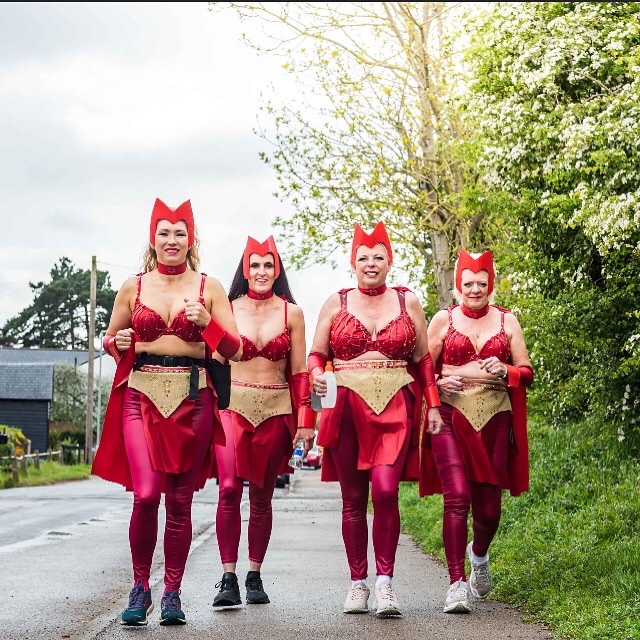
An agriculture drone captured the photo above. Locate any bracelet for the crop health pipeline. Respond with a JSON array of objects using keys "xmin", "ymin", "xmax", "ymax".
[{"xmin": 499, "ymin": 368, "xmax": 508, "ymax": 380}]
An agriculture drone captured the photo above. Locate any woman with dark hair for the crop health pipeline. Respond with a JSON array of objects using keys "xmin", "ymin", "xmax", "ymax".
[
  {"xmin": 211, "ymin": 235, "xmax": 316, "ymax": 608},
  {"xmin": 424, "ymin": 249, "xmax": 533, "ymax": 614},
  {"xmin": 92, "ymin": 198, "xmax": 242, "ymax": 627}
]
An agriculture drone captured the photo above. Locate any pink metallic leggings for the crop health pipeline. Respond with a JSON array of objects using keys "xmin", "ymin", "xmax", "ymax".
[
  {"xmin": 430, "ymin": 405, "xmax": 510, "ymax": 584},
  {"xmin": 123, "ymin": 387, "xmax": 213, "ymax": 591},
  {"xmin": 215, "ymin": 411, "xmax": 292, "ymax": 564},
  {"xmin": 330, "ymin": 393, "xmax": 412, "ymax": 580}
]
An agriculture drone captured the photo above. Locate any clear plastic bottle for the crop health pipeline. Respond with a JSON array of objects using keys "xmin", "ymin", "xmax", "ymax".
[
  {"xmin": 321, "ymin": 361, "xmax": 337, "ymax": 409},
  {"xmin": 289, "ymin": 438, "xmax": 304, "ymax": 469}
]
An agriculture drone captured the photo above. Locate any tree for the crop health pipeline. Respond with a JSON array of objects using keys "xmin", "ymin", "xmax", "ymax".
[
  {"xmin": 463, "ymin": 2, "xmax": 640, "ymax": 446},
  {"xmin": 211, "ymin": 1, "xmax": 499, "ymax": 310},
  {"xmin": 0, "ymin": 257, "xmax": 116, "ymax": 349}
]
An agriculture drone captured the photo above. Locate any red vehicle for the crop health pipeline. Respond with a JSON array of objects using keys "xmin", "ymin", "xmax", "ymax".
[{"xmin": 304, "ymin": 445, "xmax": 323, "ymax": 469}]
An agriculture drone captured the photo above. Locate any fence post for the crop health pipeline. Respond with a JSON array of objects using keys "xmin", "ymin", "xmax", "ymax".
[
  {"xmin": 59, "ymin": 447, "xmax": 64, "ymax": 465},
  {"xmin": 20, "ymin": 455, "xmax": 27, "ymax": 476},
  {"xmin": 11, "ymin": 455, "xmax": 19, "ymax": 484},
  {"xmin": 34, "ymin": 450, "xmax": 40, "ymax": 470},
  {"xmin": 47, "ymin": 448, "xmax": 52, "ymax": 462}
]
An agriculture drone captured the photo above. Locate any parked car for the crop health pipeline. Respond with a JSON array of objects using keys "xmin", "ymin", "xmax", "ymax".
[{"xmin": 304, "ymin": 445, "xmax": 323, "ymax": 469}]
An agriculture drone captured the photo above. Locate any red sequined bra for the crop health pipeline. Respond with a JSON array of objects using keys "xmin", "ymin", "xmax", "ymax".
[
  {"xmin": 132, "ymin": 273, "xmax": 205, "ymax": 343},
  {"xmin": 330, "ymin": 288, "xmax": 417, "ymax": 361},
  {"xmin": 238, "ymin": 300, "xmax": 291, "ymax": 362},
  {"xmin": 442, "ymin": 305, "xmax": 511, "ymax": 366}
]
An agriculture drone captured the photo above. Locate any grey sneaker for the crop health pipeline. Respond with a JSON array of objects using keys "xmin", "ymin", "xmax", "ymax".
[
  {"xmin": 443, "ymin": 579, "xmax": 470, "ymax": 614},
  {"xmin": 374, "ymin": 582, "xmax": 402, "ymax": 617},
  {"xmin": 343, "ymin": 583, "xmax": 370, "ymax": 613},
  {"xmin": 467, "ymin": 542, "xmax": 492, "ymax": 599}
]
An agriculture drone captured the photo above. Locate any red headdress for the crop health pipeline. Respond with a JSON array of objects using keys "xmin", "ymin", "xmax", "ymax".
[
  {"xmin": 455, "ymin": 248, "xmax": 495, "ymax": 294},
  {"xmin": 243, "ymin": 235, "xmax": 281, "ymax": 279},
  {"xmin": 350, "ymin": 221, "xmax": 393, "ymax": 268},
  {"xmin": 149, "ymin": 198, "xmax": 195, "ymax": 247}
]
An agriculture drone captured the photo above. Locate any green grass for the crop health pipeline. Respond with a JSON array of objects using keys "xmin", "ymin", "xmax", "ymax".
[
  {"xmin": 0, "ymin": 461, "xmax": 92, "ymax": 489},
  {"xmin": 399, "ymin": 416, "xmax": 640, "ymax": 640}
]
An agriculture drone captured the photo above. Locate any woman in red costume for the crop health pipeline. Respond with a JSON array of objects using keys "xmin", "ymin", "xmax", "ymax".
[
  {"xmin": 211, "ymin": 235, "xmax": 316, "ymax": 608},
  {"xmin": 308, "ymin": 221, "xmax": 442, "ymax": 618},
  {"xmin": 92, "ymin": 198, "xmax": 242, "ymax": 626},
  {"xmin": 425, "ymin": 249, "xmax": 533, "ymax": 614}
]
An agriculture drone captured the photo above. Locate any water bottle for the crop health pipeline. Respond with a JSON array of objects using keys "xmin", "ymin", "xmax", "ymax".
[
  {"xmin": 289, "ymin": 438, "xmax": 304, "ymax": 469},
  {"xmin": 321, "ymin": 361, "xmax": 337, "ymax": 409}
]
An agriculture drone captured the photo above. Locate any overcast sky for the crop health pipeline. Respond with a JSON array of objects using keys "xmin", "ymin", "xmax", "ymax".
[{"xmin": 0, "ymin": 1, "xmax": 352, "ymax": 348}]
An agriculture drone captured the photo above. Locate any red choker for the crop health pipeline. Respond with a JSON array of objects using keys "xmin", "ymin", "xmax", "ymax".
[
  {"xmin": 460, "ymin": 303, "xmax": 490, "ymax": 319},
  {"xmin": 358, "ymin": 284, "xmax": 387, "ymax": 296},
  {"xmin": 247, "ymin": 288, "xmax": 274, "ymax": 300},
  {"xmin": 158, "ymin": 261, "xmax": 187, "ymax": 275}
]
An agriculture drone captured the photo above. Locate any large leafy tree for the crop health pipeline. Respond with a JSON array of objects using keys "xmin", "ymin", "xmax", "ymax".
[
  {"xmin": 211, "ymin": 1, "xmax": 502, "ymax": 310},
  {"xmin": 0, "ymin": 257, "xmax": 116, "ymax": 349},
  {"xmin": 463, "ymin": 2, "xmax": 640, "ymax": 446}
]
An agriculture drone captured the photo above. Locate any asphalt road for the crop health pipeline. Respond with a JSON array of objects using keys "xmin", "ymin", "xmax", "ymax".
[{"xmin": 1, "ymin": 470, "xmax": 554, "ymax": 640}]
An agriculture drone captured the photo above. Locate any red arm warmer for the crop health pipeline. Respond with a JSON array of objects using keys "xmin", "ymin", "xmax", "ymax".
[
  {"xmin": 414, "ymin": 353, "xmax": 441, "ymax": 408},
  {"xmin": 504, "ymin": 364, "xmax": 534, "ymax": 388},
  {"xmin": 307, "ymin": 351, "xmax": 328, "ymax": 385},
  {"xmin": 202, "ymin": 317, "xmax": 241, "ymax": 360},
  {"xmin": 103, "ymin": 334, "xmax": 122, "ymax": 364},
  {"xmin": 290, "ymin": 372, "xmax": 317, "ymax": 428}
]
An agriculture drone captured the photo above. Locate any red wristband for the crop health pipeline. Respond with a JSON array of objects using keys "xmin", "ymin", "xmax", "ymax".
[
  {"xmin": 297, "ymin": 405, "xmax": 317, "ymax": 429},
  {"xmin": 504, "ymin": 364, "xmax": 534, "ymax": 387},
  {"xmin": 103, "ymin": 334, "xmax": 122, "ymax": 363},
  {"xmin": 424, "ymin": 385, "xmax": 441, "ymax": 408},
  {"xmin": 202, "ymin": 318, "xmax": 241, "ymax": 359}
]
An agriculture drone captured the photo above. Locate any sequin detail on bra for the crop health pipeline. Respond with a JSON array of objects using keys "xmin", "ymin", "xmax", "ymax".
[
  {"xmin": 131, "ymin": 273, "xmax": 205, "ymax": 343},
  {"xmin": 330, "ymin": 288, "xmax": 417, "ymax": 361},
  {"xmin": 441, "ymin": 305, "xmax": 510, "ymax": 366},
  {"xmin": 239, "ymin": 301, "xmax": 291, "ymax": 362}
]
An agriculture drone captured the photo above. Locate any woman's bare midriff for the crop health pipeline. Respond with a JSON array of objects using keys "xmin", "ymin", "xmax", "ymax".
[
  {"xmin": 135, "ymin": 335, "xmax": 206, "ymax": 359},
  {"xmin": 231, "ymin": 357, "xmax": 288, "ymax": 385}
]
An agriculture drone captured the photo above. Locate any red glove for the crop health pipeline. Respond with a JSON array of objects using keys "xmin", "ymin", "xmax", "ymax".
[
  {"xmin": 415, "ymin": 353, "xmax": 441, "ymax": 408},
  {"xmin": 290, "ymin": 372, "xmax": 317, "ymax": 428},
  {"xmin": 504, "ymin": 364, "xmax": 534, "ymax": 387},
  {"xmin": 308, "ymin": 351, "xmax": 328, "ymax": 386},
  {"xmin": 202, "ymin": 318, "xmax": 241, "ymax": 359},
  {"xmin": 103, "ymin": 335, "xmax": 122, "ymax": 363}
]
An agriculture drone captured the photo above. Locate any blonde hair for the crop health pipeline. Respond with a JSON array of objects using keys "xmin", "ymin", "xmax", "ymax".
[
  {"xmin": 142, "ymin": 227, "xmax": 201, "ymax": 273},
  {"xmin": 452, "ymin": 251, "xmax": 497, "ymax": 305}
]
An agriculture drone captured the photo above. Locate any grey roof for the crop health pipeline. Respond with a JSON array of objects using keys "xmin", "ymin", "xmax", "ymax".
[
  {"xmin": 0, "ymin": 364, "xmax": 54, "ymax": 400},
  {"xmin": 0, "ymin": 347, "xmax": 89, "ymax": 367}
]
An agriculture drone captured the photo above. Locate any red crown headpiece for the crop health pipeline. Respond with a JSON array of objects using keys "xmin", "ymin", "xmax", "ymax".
[
  {"xmin": 350, "ymin": 221, "xmax": 393, "ymax": 268},
  {"xmin": 243, "ymin": 235, "xmax": 281, "ymax": 279},
  {"xmin": 149, "ymin": 198, "xmax": 195, "ymax": 247},
  {"xmin": 455, "ymin": 249, "xmax": 495, "ymax": 294}
]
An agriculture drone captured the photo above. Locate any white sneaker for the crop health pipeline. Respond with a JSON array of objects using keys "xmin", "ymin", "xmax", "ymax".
[
  {"xmin": 374, "ymin": 582, "xmax": 402, "ymax": 617},
  {"xmin": 443, "ymin": 579, "xmax": 471, "ymax": 614},
  {"xmin": 343, "ymin": 583, "xmax": 370, "ymax": 613},
  {"xmin": 467, "ymin": 542, "xmax": 493, "ymax": 599}
]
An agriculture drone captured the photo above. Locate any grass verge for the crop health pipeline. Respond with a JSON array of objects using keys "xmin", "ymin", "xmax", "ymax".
[
  {"xmin": 399, "ymin": 415, "xmax": 640, "ymax": 640},
  {"xmin": 0, "ymin": 461, "xmax": 92, "ymax": 489}
]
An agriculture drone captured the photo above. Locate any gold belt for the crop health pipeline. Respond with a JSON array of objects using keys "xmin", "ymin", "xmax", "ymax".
[
  {"xmin": 334, "ymin": 360, "xmax": 414, "ymax": 415},
  {"xmin": 228, "ymin": 380, "xmax": 292, "ymax": 427},
  {"xmin": 128, "ymin": 366, "xmax": 207, "ymax": 418},
  {"xmin": 441, "ymin": 377, "xmax": 511, "ymax": 431}
]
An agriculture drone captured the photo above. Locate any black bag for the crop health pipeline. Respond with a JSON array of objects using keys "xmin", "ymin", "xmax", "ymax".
[{"xmin": 203, "ymin": 359, "xmax": 231, "ymax": 410}]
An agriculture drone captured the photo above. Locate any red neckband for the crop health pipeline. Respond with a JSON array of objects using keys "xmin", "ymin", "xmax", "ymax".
[
  {"xmin": 358, "ymin": 284, "xmax": 387, "ymax": 297},
  {"xmin": 247, "ymin": 288, "xmax": 274, "ymax": 300},
  {"xmin": 460, "ymin": 303, "xmax": 490, "ymax": 319},
  {"xmin": 157, "ymin": 261, "xmax": 187, "ymax": 275}
]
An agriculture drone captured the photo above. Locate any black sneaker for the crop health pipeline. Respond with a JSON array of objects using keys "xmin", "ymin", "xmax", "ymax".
[
  {"xmin": 213, "ymin": 572, "xmax": 242, "ymax": 607},
  {"xmin": 245, "ymin": 571, "xmax": 270, "ymax": 604},
  {"xmin": 160, "ymin": 589, "xmax": 186, "ymax": 625},
  {"xmin": 121, "ymin": 582, "xmax": 154, "ymax": 626}
]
